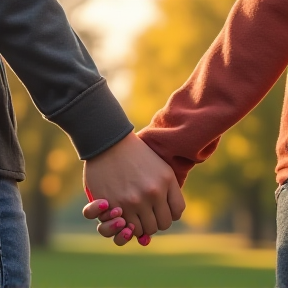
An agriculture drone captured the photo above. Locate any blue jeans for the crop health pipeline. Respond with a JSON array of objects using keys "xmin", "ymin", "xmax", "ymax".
[
  {"xmin": 0, "ymin": 177, "xmax": 30, "ymax": 287},
  {"xmin": 276, "ymin": 181, "xmax": 288, "ymax": 288}
]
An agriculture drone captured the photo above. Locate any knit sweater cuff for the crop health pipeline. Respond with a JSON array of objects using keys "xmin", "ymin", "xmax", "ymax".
[{"xmin": 46, "ymin": 78, "xmax": 134, "ymax": 160}]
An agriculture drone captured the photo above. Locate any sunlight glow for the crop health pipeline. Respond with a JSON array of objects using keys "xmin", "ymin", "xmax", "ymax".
[
  {"xmin": 71, "ymin": 0, "xmax": 160, "ymax": 100},
  {"xmin": 75, "ymin": 0, "xmax": 159, "ymax": 61}
]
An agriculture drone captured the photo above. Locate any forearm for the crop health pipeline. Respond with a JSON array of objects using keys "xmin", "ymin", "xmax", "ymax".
[
  {"xmin": 0, "ymin": 0, "xmax": 133, "ymax": 159},
  {"xmin": 139, "ymin": 0, "xmax": 288, "ymax": 186}
]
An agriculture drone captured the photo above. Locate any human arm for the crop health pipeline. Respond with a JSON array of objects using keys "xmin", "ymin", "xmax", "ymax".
[
  {"xmin": 138, "ymin": 0, "xmax": 288, "ymax": 187},
  {"xmin": 0, "ymin": 0, "xmax": 185, "ymax": 238},
  {"xmin": 0, "ymin": 0, "xmax": 133, "ymax": 157}
]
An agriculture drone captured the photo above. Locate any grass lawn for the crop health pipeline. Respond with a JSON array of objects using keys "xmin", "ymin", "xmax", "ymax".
[{"xmin": 30, "ymin": 234, "xmax": 276, "ymax": 288}]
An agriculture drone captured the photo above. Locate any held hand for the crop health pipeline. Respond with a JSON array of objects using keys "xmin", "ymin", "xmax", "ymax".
[
  {"xmin": 83, "ymin": 199, "xmax": 151, "ymax": 246},
  {"xmin": 83, "ymin": 132, "xmax": 185, "ymax": 237}
]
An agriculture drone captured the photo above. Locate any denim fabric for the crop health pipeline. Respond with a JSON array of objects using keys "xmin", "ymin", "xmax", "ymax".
[
  {"xmin": 0, "ymin": 177, "xmax": 30, "ymax": 288},
  {"xmin": 276, "ymin": 181, "xmax": 288, "ymax": 288}
]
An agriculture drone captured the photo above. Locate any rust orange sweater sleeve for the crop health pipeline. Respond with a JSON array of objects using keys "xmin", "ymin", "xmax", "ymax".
[{"xmin": 138, "ymin": 0, "xmax": 288, "ymax": 187}]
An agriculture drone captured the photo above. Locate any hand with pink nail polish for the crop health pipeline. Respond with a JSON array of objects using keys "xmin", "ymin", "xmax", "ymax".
[
  {"xmin": 83, "ymin": 198, "xmax": 152, "ymax": 246},
  {"xmin": 83, "ymin": 198, "xmax": 139, "ymax": 246},
  {"xmin": 83, "ymin": 131, "xmax": 186, "ymax": 240}
]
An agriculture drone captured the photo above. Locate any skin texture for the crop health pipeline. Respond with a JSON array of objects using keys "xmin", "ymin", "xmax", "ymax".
[{"xmin": 83, "ymin": 132, "xmax": 185, "ymax": 238}]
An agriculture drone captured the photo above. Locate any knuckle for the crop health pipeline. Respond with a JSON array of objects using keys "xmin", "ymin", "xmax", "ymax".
[
  {"xmin": 125, "ymin": 193, "xmax": 141, "ymax": 206},
  {"xmin": 145, "ymin": 183, "xmax": 161, "ymax": 199}
]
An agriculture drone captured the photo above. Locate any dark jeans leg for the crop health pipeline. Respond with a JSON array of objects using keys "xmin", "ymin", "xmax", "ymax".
[
  {"xmin": 0, "ymin": 177, "xmax": 31, "ymax": 287},
  {"xmin": 276, "ymin": 182, "xmax": 288, "ymax": 288}
]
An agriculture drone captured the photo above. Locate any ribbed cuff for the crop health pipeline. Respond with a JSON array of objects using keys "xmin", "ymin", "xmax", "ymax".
[{"xmin": 46, "ymin": 78, "xmax": 134, "ymax": 160}]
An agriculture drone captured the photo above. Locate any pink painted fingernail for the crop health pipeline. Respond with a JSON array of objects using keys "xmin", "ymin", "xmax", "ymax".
[
  {"xmin": 138, "ymin": 234, "xmax": 151, "ymax": 246},
  {"xmin": 128, "ymin": 223, "xmax": 135, "ymax": 231},
  {"xmin": 110, "ymin": 209, "xmax": 119, "ymax": 218},
  {"xmin": 98, "ymin": 202, "xmax": 108, "ymax": 210},
  {"xmin": 110, "ymin": 221, "xmax": 123, "ymax": 229},
  {"xmin": 122, "ymin": 229, "xmax": 133, "ymax": 240}
]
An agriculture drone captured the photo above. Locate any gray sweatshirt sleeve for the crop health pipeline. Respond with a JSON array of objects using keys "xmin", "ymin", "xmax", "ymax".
[{"xmin": 0, "ymin": 0, "xmax": 133, "ymax": 159}]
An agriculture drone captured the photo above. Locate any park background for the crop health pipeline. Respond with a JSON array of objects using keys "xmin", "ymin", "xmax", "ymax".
[{"xmin": 6, "ymin": 0, "xmax": 286, "ymax": 287}]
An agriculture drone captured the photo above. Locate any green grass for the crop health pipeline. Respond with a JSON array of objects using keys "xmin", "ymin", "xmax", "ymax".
[
  {"xmin": 30, "ymin": 233, "xmax": 276, "ymax": 287},
  {"xmin": 31, "ymin": 235, "xmax": 276, "ymax": 288}
]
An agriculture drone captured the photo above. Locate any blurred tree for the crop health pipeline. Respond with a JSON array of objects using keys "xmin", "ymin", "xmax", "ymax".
[
  {"xmin": 6, "ymin": 0, "xmax": 102, "ymax": 247},
  {"xmin": 126, "ymin": 0, "xmax": 236, "ymax": 129},
  {"xmin": 126, "ymin": 0, "xmax": 285, "ymax": 246}
]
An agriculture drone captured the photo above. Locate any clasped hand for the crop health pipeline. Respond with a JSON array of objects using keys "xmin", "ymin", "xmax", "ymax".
[{"xmin": 82, "ymin": 132, "xmax": 185, "ymax": 246}]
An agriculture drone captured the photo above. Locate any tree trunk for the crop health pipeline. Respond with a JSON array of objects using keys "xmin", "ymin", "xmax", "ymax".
[
  {"xmin": 22, "ymin": 125, "xmax": 54, "ymax": 248},
  {"xmin": 233, "ymin": 180, "xmax": 263, "ymax": 247},
  {"xmin": 25, "ymin": 191, "xmax": 50, "ymax": 247},
  {"xmin": 246, "ymin": 181, "xmax": 263, "ymax": 247}
]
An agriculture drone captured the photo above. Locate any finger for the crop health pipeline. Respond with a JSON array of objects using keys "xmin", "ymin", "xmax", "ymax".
[
  {"xmin": 137, "ymin": 234, "xmax": 152, "ymax": 246},
  {"xmin": 97, "ymin": 217, "xmax": 126, "ymax": 238},
  {"xmin": 138, "ymin": 208, "xmax": 158, "ymax": 236},
  {"xmin": 123, "ymin": 214, "xmax": 143, "ymax": 238},
  {"xmin": 83, "ymin": 199, "xmax": 109, "ymax": 219},
  {"xmin": 127, "ymin": 223, "xmax": 135, "ymax": 231},
  {"xmin": 98, "ymin": 207, "xmax": 123, "ymax": 222},
  {"xmin": 167, "ymin": 178, "xmax": 186, "ymax": 221},
  {"xmin": 113, "ymin": 224, "xmax": 135, "ymax": 246},
  {"xmin": 153, "ymin": 201, "xmax": 173, "ymax": 231},
  {"xmin": 113, "ymin": 227, "xmax": 134, "ymax": 246}
]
